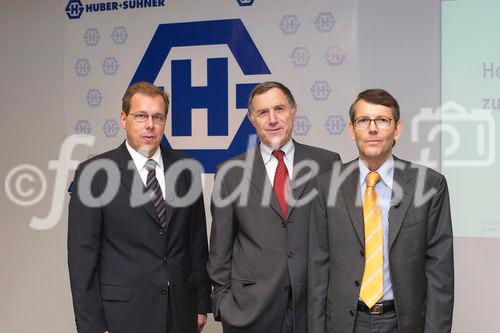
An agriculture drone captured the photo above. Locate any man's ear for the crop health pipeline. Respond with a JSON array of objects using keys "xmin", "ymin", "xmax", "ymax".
[
  {"xmin": 394, "ymin": 120, "xmax": 403, "ymax": 141},
  {"xmin": 247, "ymin": 111, "xmax": 255, "ymax": 126},
  {"xmin": 348, "ymin": 121, "xmax": 356, "ymax": 140},
  {"xmin": 120, "ymin": 111, "xmax": 127, "ymax": 129}
]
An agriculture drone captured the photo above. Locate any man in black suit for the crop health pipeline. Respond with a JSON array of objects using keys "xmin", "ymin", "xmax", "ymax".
[
  {"xmin": 68, "ymin": 82, "xmax": 211, "ymax": 333},
  {"xmin": 308, "ymin": 89, "xmax": 454, "ymax": 333}
]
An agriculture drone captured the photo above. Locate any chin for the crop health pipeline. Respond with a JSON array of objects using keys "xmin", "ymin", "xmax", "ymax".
[
  {"xmin": 137, "ymin": 145, "xmax": 156, "ymax": 157},
  {"xmin": 267, "ymin": 136, "xmax": 286, "ymax": 150}
]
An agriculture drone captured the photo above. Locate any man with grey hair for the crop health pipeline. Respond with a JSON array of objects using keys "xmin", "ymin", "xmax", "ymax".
[{"xmin": 208, "ymin": 81, "xmax": 340, "ymax": 333}]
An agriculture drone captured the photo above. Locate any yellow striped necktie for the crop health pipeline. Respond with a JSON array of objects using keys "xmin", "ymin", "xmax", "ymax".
[{"xmin": 359, "ymin": 171, "xmax": 383, "ymax": 308}]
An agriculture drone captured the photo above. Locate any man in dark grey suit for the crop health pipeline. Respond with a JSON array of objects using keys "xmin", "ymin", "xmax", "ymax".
[
  {"xmin": 208, "ymin": 81, "xmax": 340, "ymax": 333},
  {"xmin": 68, "ymin": 82, "xmax": 211, "ymax": 333},
  {"xmin": 308, "ymin": 89, "xmax": 454, "ymax": 333}
]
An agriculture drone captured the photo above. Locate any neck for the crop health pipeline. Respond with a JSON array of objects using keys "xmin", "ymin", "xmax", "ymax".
[{"xmin": 361, "ymin": 155, "xmax": 390, "ymax": 171}]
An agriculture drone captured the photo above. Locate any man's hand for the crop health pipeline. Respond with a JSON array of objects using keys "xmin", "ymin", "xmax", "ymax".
[{"xmin": 197, "ymin": 314, "xmax": 207, "ymax": 332}]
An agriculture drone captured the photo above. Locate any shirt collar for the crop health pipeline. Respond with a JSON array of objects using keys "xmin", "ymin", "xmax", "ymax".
[
  {"xmin": 260, "ymin": 139, "xmax": 294, "ymax": 165},
  {"xmin": 125, "ymin": 140, "xmax": 164, "ymax": 171},
  {"xmin": 358, "ymin": 155, "xmax": 394, "ymax": 189}
]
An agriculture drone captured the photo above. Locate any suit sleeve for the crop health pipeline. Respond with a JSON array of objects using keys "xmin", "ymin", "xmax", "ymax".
[
  {"xmin": 424, "ymin": 176, "xmax": 454, "ymax": 332},
  {"xmin": 187, "ymin": 169, "xmax": 212, "ymax": 314},
  {"xmin": 207, "ymin": 173, "xmax": 236, "ymax": 321},
  {"xmin": 67, "ymin": 165, "xmax": 107, "ymax": 333},
  {"xmin": 308, "ymin": 176, "xmax": 330, "ymax": 333}
]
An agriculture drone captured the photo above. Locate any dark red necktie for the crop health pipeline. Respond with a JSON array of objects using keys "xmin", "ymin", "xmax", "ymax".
[{"xmin": 272, "ymin": 150, "xmax": 289, "ymax": 217}]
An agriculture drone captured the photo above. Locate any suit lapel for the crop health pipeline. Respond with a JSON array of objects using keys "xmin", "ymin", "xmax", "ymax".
[
  {"xmin": 287, "ymin": 142, "xmax": 310, "ymax": 219},
  {"xmin": 160, "ymin": 147, "xmax": 175, "ymax": 231},
  {"xmin": 117, "ymin": 142, "xmax": 162, "ymax": 226},
  {"xmin": 341, "ymin": 160, "xmax": 365, "ymax": 246},
  {"xmin": 246, "ymin": 146, "xmax": 284, "ymax": 219},
  {"xmin": 388, "ymin": 158, "xmax": 415, "ymax": 250}
]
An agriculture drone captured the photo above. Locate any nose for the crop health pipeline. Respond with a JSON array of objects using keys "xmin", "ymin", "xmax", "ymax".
[
  {"xmin": 368, "ymin": 119, "xmax": 378, "ymax": 133},
  {"xmin": 145, "ymin": 115, "xmax": 154, "ymax": 128},
  {"xmin": 268, "ymin": 110, "xmax": 278, "ymax": 124}
]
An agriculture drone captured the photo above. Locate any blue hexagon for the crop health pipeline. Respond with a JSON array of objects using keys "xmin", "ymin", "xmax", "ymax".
[
  {"xmin": 311, "ymin": 81, "xmax": 332, "ymax": 101},
  {"xmin": 83, "ymin": 28, "xmax": 100, "ymax": 46},
  {"xmin": 325, "ymin": 115, "xmax": 346, "ymax": 135},
  {"xmin": 290, "ymin": 47, "xmax": 310, "ymax": 67},
  {"xmin": 236, "ymin": 0, "xmax": 254, "ymax": 6},
  {"xmin": 111, "ymin": 26, "xmax": 128, "ymax": 45},
  {"xmin": 86, "ymin": 89, "xmax": 103, "ymax": 107},
  {"xmin": 102, "ymin": 57, "xmax": 119, "ymax": 75},
  {"xmin": 75, "ymin": 120, "xmax": 92, "ymax": 135},
  {"xmin": 293, "ymin": 115, "xmax": 312, "ymax": 136},
  {"xmin": 315, "ymin": 12, "xmax": 336, "ymax": 33},
  {"xmin": 102, "ymin": 119, "xmax": 120, "ymax": 137},
  {"xmin": 325, "ymin": 46, "xmax": 346, "ymax": 66},
  {"xmin": 279, "ymin": 15, "xmax": 300, "ymax": 35},
  {"xmin": 131, "ymin": 19, "xmax": 271, "ymax": 173},
  {"xmin": 74, "ymin": 58, "xmax": 91, "ymax": 77},
  {"xmin": 65, "ymin": 0, "xmax": 84, "ymax": 20}
]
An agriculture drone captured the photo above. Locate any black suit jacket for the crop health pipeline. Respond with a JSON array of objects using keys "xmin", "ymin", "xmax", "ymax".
[
  {"xmin": 308, "ymin": 157, "xmax": 454, "ymax": 333},
  {"xmin": 68, "ymin": 142, "xmax": 211, "ymax": 333}
]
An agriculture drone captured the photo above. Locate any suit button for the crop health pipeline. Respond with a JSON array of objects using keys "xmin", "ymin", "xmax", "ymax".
[
  {"xmin": 161, "ymin": 289, "xmax": 167, "ymax": 295},
  {"xmin": 163, "ymin": 257, "xmax": 168, "ymax": 263},
  {"xmin": 284, "ymin": 286, "xmax": 291, "ymax": 292},
  {"xmin": 349, "ymin": 310, "xmax": 355, "ymax": 316},
  {"xmin": 287, "ymin": 251, "xmax": 295, "ymax": 258},
  {"xmin": 360, "ymin": 249, "xmax": 364, "ymax": 257},
  {"xmin": 158, "ymin": 229, "xmax": 165, "ymax": 235},
  {"xmin": 354, "ymin": 280, "xmax": 360, "ymax": 287}
]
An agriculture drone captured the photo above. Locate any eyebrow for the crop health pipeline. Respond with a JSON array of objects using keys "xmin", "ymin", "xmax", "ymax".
[{"xmin": 255, "ymin": 104, "xmax": 287, "ymax": 112}]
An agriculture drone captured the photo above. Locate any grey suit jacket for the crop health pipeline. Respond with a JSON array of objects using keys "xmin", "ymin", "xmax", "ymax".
[
  {"xmin": 208, "ymin": 141, "xmax": 339, "ymax": 333},
  {"xmin": 308, "ymin": 157, "xmax": 454, "ymax": 333}
]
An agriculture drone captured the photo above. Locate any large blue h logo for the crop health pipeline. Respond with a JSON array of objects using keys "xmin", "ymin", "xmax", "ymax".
[
  {"xmin": 130, "ymin": 19, "xmax": 271, "ymax": 172},
  {"xmin": 172, "ymin": 58, "xmax": 228, "ymax": 136}
]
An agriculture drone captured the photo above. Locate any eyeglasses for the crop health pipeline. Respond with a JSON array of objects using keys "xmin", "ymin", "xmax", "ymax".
[
  {"xmin": 352, "ymin": 116, "xmax": 393, "ymax": 129},
  {"xmin": 128, "ymin": 112, "xmax": 165, "ymax": 124}
]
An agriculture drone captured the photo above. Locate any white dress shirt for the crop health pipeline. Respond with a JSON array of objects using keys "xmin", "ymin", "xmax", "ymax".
[
  {"xmin": 260, "ymin": 139, "xmax": 294, "ymax": 186},
  {"xmin": 126, "ymin": 141, "xmax": 166, "ymax": 198}
]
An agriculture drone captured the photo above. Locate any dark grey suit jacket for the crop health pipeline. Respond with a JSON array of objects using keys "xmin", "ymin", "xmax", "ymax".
[
  {"xmin": 308, "ymin": 157, "xmax": 454, "ymax": 333},
  {"xmin": 208, "ymin": 141, "xmax": 339, "ymax": 333},
  {"xmin": 68, "ymin": 142, "xmax": 211, "ymax": 333}
]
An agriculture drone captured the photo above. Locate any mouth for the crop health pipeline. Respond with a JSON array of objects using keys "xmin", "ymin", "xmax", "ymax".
[
  {"xmin": 365, "ymin": 139, "xmax": 382, "ymax": 145},
  {"xmin": 142, "ymin": 134, "xmax": 157, "ymax": 142}
]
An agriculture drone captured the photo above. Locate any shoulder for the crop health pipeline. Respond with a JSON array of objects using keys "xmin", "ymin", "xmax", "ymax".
[
  {"xmin": 317, "ymin": 158, "xmax": 356, "ymax": 183},
  {"xmin": 394, "ymin": 157, "xmax": 446, "ymax": 183},
  {"xmin": 160, "ymin": 147, "xmax": 204, "ymax": 185},
  {"xmin": 161, "ymin": 145, "xmax": 195, "ymax": 163},
  {"xmin": 216, "ymin": 147, "xmax": 256, "ymax": 169},
  {"xmin": 76, "ymin": 145, "xmax": 123, "ymax": 172},
  {"xmin": 294, "ymin": 141, "xmax": 340, "ymax": 170},
  {"xmin": 296, "ymin": 141, "xmax": 340, "ymax": 159}
]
